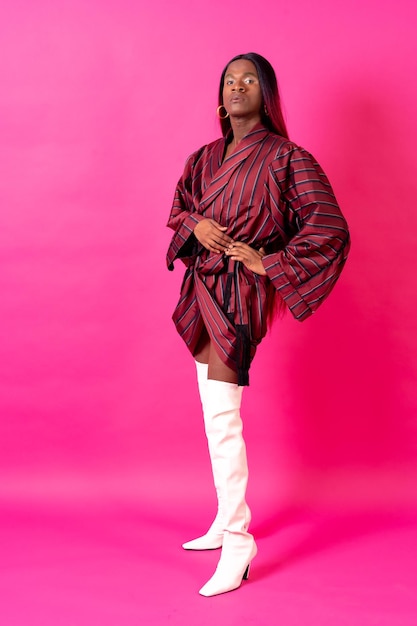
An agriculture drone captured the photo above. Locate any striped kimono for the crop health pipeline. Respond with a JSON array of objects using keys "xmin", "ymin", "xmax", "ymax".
[{"xmin": 166, "ymin": 124, "xmax": 350, "ymax": 385}]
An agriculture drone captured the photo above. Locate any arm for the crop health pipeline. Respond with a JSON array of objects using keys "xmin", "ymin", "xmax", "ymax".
[
  {"xmin": 167, "ymin": 150, "xmax": 233, "ymax": 270},
  {"xmin": 166, "ymin": 151, "xmax": 206, "ymax": 270},
  {"xmin": 262, "ymin": 143, "xmax": 350, "ymax": 320}
]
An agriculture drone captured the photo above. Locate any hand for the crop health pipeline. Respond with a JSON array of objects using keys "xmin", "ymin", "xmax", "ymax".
[
  {"xmin": 225, "ymin": 242, "xmax": 267, "ymax": 275},
  {"xmin": 194, "ymin": 219, "xmax": 233, "ymax": 253}
]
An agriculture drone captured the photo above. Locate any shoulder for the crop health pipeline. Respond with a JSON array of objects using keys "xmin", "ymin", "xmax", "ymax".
[
  {"xmin": 267, "ymin": 138, "xmax": 321, "ymax": 174},
  {"xmin": 258, "ymin": 133, "xmax": 311, "ymax": 165},
  {"xmin": 266, "ymin": 136, "xmax": 307, "ymax": 159},
  {"xmin": 185, "ymin": 137, "xmax": 224, "ymax": 167}
]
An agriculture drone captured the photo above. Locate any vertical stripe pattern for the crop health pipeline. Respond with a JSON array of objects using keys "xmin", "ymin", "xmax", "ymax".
[{"xmin": 167, "ymin": 124, "xmax": 350, "ymax": 384}]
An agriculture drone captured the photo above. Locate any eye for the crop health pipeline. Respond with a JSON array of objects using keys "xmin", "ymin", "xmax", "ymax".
[
  {"xmin": 226, "ymin": 79, "xmax": 234, "ymax": 85},
  {"xmin": 244, "ymin": 78, "xmax": 255, "ymax": 84}
]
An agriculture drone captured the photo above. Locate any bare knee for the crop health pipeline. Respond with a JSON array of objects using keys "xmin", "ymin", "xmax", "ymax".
[
  {"xmin": 207, "ymin": 343, "xmax": 238, "ymax": 384},
  {"xmin": 194, "ymin": 326, "xmax": 238, "ymax": 383}
]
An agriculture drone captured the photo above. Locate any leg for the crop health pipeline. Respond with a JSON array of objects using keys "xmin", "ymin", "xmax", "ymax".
[
  {"xmin": 183, "ymin": 332, "xmax": 249, "ymax": 553},
  {"xmin": 192, "ymin": 332, "xmax": 256, "ymax": 595},
  {"xmin": 207, "ymin": 342, "xmax": 238, "ymax": 384},
  {"xmin": 194, "ymin": 325, "xmax": 238, "ymax": 384},
  {"xmin": 198, "ymin": 376, "xmax": 256, "ymax": 596},
  {"xmin": 181, "ymin": 357, "xmax": 225, "ymax": 550}
]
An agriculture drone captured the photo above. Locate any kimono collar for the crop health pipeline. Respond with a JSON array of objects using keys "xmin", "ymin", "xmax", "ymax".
[{"xmin": 199, "ymin": 123, "xmax": 270, "ymax": 211}]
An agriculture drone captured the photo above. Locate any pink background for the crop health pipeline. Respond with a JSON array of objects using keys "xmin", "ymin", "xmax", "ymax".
[{"xmin": 1, "ymin": 1, "xmax": 417, "ymax": 623}]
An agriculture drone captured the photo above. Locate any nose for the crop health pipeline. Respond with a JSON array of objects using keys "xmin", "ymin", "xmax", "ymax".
[{"xmin": 232, "ymin": 81, "xmax": 245, "ymax": 92}]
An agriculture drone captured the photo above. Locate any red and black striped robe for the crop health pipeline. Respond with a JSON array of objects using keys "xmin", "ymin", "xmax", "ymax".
[{"xmin": 166, "ymin": 124, "xmax": 350, "ymax": 385}]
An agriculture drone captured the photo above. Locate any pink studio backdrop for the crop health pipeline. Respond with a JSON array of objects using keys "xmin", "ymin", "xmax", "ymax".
[{"xmin": 1, "ymin": 0, "xmax": 417, "ymax": 513}]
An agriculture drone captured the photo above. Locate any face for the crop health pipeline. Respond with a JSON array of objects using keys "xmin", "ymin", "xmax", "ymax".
[{"xmin": 222, "ymin": 59, "xmax": 263, "ymax": 121}]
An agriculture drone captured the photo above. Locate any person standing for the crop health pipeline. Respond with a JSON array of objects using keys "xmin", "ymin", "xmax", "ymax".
[{"xmin": 166, "ymin": 52, "xmax": 350, "ymax": 596}]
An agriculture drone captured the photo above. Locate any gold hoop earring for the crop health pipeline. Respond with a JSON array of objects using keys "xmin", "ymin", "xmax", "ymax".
[{"xmin": 217, "ymin": 105, "xmax": 229, "ymax": 119}]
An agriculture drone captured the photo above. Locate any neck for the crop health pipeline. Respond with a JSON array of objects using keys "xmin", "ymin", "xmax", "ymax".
[{"xmin": 230, "ymin": 115, "xmax": 261, "ymax": 145}]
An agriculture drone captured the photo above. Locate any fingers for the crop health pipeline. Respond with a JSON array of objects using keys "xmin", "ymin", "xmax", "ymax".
[
  {"xmin": 225, "ymin": 241, "xmax": 252, "ymax": 257},
  {"xmin": 205, "ymin": 232, "xmax": 233, "ymax": 253},
  {"xmin": 226, "ymin": 242, "xmax": 264, "ymax": 256},
  {"xmin": 224, "ymin": 241, "xmax": 267, "ymax": 276},
  {"xmin": 194, "ymin": 219, "xmax": 232, "ymax": 252},
  {"xmin": 210, "ymin": 221, "xmax": 233, "ymax": 246},
  {"xmin": 207, "ymin": 240, "xmax": 227, "ymax": 253}
]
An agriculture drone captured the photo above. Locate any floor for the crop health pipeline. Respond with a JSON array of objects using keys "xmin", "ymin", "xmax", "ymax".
[{"xmin": 1, "ymin": 496, "xmax": 416, "ymax": 625}]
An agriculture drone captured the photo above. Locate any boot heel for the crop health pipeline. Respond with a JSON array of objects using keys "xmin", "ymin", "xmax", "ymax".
[{"xmin": 242, "ymin": 563, "xmax": 251, "ymax": 580}]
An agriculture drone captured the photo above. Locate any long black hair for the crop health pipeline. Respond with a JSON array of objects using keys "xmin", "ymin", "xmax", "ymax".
[{"xmin": 218, "ymin": 52, "xmax": 289, "ymax": 139}]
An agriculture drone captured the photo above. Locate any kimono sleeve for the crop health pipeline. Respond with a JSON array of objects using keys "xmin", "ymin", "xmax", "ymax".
[
  {"xmin": 262, "ymin": 143, "xmax": 350, "ymax": 320},
  {"xmin": 166, "ymin": 149, "xmax": 206, "ymax": 271}
]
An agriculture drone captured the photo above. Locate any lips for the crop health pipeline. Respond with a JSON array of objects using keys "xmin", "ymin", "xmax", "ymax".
[{"xmin": 230, "ymin": 95, "xmax": 244, "ymax": 103}]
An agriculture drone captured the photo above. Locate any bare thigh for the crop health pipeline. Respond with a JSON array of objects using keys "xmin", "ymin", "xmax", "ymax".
[{"xmin": 194, "ymin": 326, "xmax": 238, "ymax": 384}]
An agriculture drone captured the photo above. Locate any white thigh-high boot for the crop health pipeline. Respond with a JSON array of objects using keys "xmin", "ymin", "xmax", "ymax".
[
  {"xmin": 198, "ymin": 378, "xmax": 257, "ymax": 597},
  {"xmin": 182, "ymin": 361, "xmax": 225, "ymax": 550}
]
